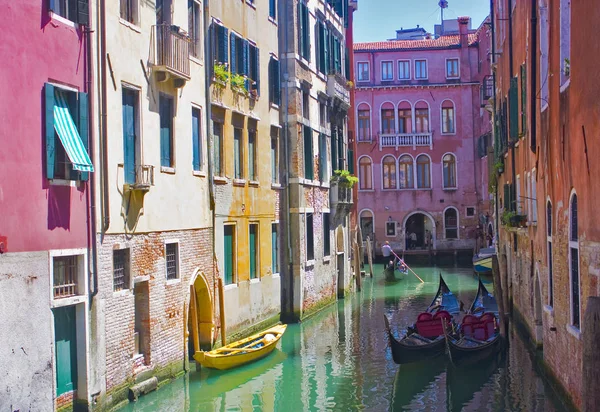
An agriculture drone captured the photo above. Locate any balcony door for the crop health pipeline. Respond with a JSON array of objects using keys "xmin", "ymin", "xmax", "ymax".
[
  {"xmin": 156, "ymin": 0, "xmax": 172, "ymax": 25},
  {"xmin": 122, "ymin": 88, "xmax": 139, "ymax": 184}
]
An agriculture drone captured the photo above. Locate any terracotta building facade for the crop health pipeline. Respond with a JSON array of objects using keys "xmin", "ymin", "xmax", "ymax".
[{"xmin": 353, "ymin": 17, "xmax": 492, "ymax": 259}]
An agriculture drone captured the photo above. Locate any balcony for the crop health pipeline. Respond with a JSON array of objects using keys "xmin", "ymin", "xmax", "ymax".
[
  {"xmin": 327, "ymin": 73, "xmax": 350, "ymax": 110},
  {"xmin": 330, "ymin": 181, "xmax": 353, "ymax": 225},
  {"xmin": 124, "ymin": 165, "xmax": 155, "ymax": 192},
  {"xmin": 150, "ymin": 24, "xmax": 191, "ymax": 88},
  {"xmin": 379, "ymin": 133, "xmax": 433, "ymax": 150},
  {"xmin": 481, "ymin": 75, "xmax": 493, "ymax": 106}
]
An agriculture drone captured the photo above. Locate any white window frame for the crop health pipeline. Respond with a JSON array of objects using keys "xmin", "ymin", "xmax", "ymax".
[
  {"xmin": 397, "ymin": 60, "xmax": 411, "ymax": 80},
  {"xmin": 356, "ymin": 102, "xmax": 373, "ymax": 143},
  {"xmin": 164, "ymin": 240, "xmax": 181, "ymax": 283},
  {"xmin": 414, "ymin": 59, "xmax": 428, "ymax": 80},
  {"xmin": 381, "ymin": 60, "xmax": 394, "ymax": 81},
  {"xmin": 531, "ymin": 169, "xmax": 538, "ymax": 223},
  {"xmin": 440, "ymin": 99, "xmax": 456, "ymax": 135},
  {"xmin": 443, "ymin": 206, "xmax": 460, "ymax": 239},
  {"xmin": 358, "ymin": 155, "xmax": 374, "ymax": 191},
  {"xmin": 568, "ymin": 190, "xmax": 581, "ymax": 334},
  {"xmin": 465, "ymin": 207, "xmax": 476, "ymax": 217},
  {"xmin": 381, "ymin": 155, "xmax": 398, "ymax": 191},
  {"xmin": 49, "ymin": 248, "xmax": 88, "ymax": 307},
  {"xmin": 249, "ymin": 222, "xmax": 261, "ymax": 282},
  {"xmin": 357, "ymin": 61, "xmax": 370, "ymax": 82},
  {"xmin": 445, "ymin": 58, "xmax": 460, "ymax": 79}
]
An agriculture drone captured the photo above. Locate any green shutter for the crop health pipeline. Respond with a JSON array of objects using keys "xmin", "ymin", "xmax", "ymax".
[
  {"xmin": 159, "ymin": 97, "xmax": 171, "ymax": 167},
  {"xmin": 269, "ymin": 58, "xmax": 274, "ymax": 103},
  {"xmin": 249, "ymin": 225, "xmax": 257, "ymax": 279},
  {"xmin": 348, "ymin": 149, "xmax": 354, "ymax": 175},
  {"xmin": 323, "ymin": 26, "xmax": 330, "ymax": 74},
  {"xmin": 318, "ymin": 23, "xmax": 325, "ymax": 74},
  {"xmin": 192, "ymin": 107, "xmax": 201, "ymax": 171},
  {"xmin": 271, "ymin": 225, "xmax": 278, "ymax": 274},
  {"xmin": 304, "ymin": 126, "xmax": 313, "ymax": 180},
  {"xmin": 319, "ymin": 133, "xmax": 326, "ymax": 181},
  {"xmin": 521, "ymin": 64, "xmax": 526, "ymax": 135},
  {"xmin": 331, "ymin": 129, "xmax": 337, "ymax": 171},
  {"xmin": 224, "ymin": 226, "xmax": 234, "ymax": 284},
  {"xmin": 78, "ymin": 92, "xmax": 90, "ymax": 181},
  {"xmin": 45, "ymin": 83, "xmax": 56, "ymax": 180},
  {"xmin": 509, "ymin": 77, "xmax": 518, "ymax": 141}
]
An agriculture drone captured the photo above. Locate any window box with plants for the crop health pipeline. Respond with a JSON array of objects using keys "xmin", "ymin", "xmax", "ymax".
[
  {"xmin": 494, "ymin": 160, "xmax": 504, "ymax": 175},
  {"xmin": 213, "ymin": 63, "xmax": 229, "ymax": 89},
  {"xmin": 231, "ymin": 73, "xmax": 249, "ymax": 96},
  {"xmin": 501, "ymin": 210, "xmax": 528, "ymax": 228},
  {"xmin": 330, "ymin": 170, "xmax": 358, "ymax": 204}
]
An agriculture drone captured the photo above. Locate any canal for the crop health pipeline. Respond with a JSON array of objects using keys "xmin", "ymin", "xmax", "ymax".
[{"xmin": 120, "ymin": 266, "xmax": 568, "ymax": 411}]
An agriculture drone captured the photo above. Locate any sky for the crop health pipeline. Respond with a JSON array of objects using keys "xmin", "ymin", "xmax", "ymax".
[{"xmin": 353, "ymin": 0, "xmax": 490, "ymax": 43}]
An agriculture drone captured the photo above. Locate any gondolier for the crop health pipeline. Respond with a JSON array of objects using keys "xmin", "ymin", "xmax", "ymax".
[{"xmin": 382, "ymin": 241, "xmax": 392, "ymax": 263}]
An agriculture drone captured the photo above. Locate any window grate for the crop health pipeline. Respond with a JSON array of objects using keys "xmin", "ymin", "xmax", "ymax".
[
  {"xmin": 113, "ymin": 249, "xmax": 130, "ymax": 291},
  {"xmin": 166, "ymin": 243, "xmax": 179, "ymax": 280},
  {"xmin": 53, "ymin": 256, "xmax": 78, "ymax": 298}
]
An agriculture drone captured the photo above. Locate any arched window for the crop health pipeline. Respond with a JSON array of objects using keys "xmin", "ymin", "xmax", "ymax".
[
  {"xmin": 381, "ymin": 102, "xmax": 395, "ymax": 134},
  {"xmin": 398, "ymin": 155, "xmax": 414, "ymax": 189},
  {"xmin": 358, "ymin": 157, "xmax": 372, "ymax": 190},
  {"xmin": 397, "ymin": 102, "xmax": 412, "ymax": 134},
  {"xmin": 569, "ymin": 193, "xmax": 580, "ymax": 329},
  {"xmin": 442, "ymin": 153, "xmax": 457, "ymax": 188},
  {"xmin": 359, "ymin": 210, "xmax": 374, "ymax": 240},
  {"xmin": 416, "ymin": 155, "xmax": 430, "ymax": 188},
  {"xmin": 357, "ymin": 104, "xmax": 371, "ymax": 142},
  {"xmin": 441, "ymin": 100, "xmax": 455, "ymax": 133},
  {"xmin": 382, "ymin": 156, "xmax": 397, "ymax": 189},
  {"xmin": 415, "ymin": 101, "xmax": 429, "ymax": 133},
  {"xmin": 444, "ymin": 208, "xmax": 458, "ymax": 239},
  {"xmin": 547, "ymin": 200, "xmax": 553, "ymax": 307}
]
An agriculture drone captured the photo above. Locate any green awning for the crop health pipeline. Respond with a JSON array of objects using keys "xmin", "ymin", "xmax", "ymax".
[{"xmin": 54, "ymin": 92, "xmax": 94, "ymax": 172}]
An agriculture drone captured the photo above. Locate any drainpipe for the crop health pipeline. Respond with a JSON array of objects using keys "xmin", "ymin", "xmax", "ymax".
[
  {"xmin": 85, "ymin": 3, "xmax": 98, "ymax": 300},
  {"xmin": 99, "ymin": 0, "xmax": 110, "ymax": 232},
  {"xmin": 530, "ymin": 0, "xmax": 537, "ymax": 153}
]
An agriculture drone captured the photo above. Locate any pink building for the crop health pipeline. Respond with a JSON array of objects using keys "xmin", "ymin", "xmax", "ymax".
[
  {"xmin": 353, "ymin": 17, "xmax": 492, "ymax": 259},
  {"xmin": 0, "ymin": 2, "xmax": 93, "ymax": 410}
]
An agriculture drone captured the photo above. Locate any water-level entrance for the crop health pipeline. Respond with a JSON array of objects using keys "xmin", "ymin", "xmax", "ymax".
[{"xmin": 121, "ymin": 266, "xmax": 568, "ymax": 411}]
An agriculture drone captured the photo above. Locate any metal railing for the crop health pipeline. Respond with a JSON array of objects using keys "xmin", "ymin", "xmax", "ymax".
[
  {"xmin": 133, "ymin": 164, "xmax": 154, "ymax": 189},
  {"xmin": 379, "ymin": 133, "xmax": 433, "ymax": 150},
  {"xmin": 481, "ymin": 75, "xmax": 493, "ymax": 104},
  {"xmin": 151, "ymin": 24, "xmax": 191, "ymax": 80}
]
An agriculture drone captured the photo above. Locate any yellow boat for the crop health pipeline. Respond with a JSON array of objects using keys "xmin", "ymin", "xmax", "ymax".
[{"xmin": 193, "ymin": 324, "xmax": 287, "ymax": 370}]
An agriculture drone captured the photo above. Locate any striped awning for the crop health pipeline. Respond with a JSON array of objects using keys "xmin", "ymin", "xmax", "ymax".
[{"xmin": 54, "ymin": 92, "xmax": 94, "ymax": 172}]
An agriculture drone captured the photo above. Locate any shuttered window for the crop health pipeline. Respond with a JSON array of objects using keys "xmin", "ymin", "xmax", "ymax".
[
  {"xmin": 234, "ymin": 128, "xmax": 243, "ymax": 179},
  {"xmin": 212, "ymin": 23, "xmax": 229, "ymax": 65},
  {"xmin": 323, "ymin": 213, "xmax": 331, "ymax": 256},
  {"xmin": 317, "ymin": 21, "xmax": 326, "ymax": 74},
  {"xmin": 224, "ymin": 225, "xmax": 235, "ymax": 285},
  {"xmin": 122, "ymin": 88, "xmax": 138, "ymax": 184},
  {"xmin": 298, "ymin": 2, "xmax": 310, "ymax": 61},
  {"xmin": 159, "ymin": 95, "xmax": 174, "ymax": 168},
  {"xmin": 304, "ymin": 126, "xmax": 314, "ymax": 180},
  {"xmin": 271, "ymin": 223, "xmax": 279, "ymax": 274},
  {"xmin": 249, "ymin": 224, "xmax": 258, "ymax": 280},
  {"xmin": 509, "ymin": 77, "xmax": 519, "ymax": 141},
  {"xmin": 249, "ymin": 44, "xmax": 260, "ymax": 95},
  {"xmin": 306, "ymin": 214, "xmax": 314, "ymax": 261},
  {"xmin": 50, "ymin": 0, "xmax": 89, "ymax": 25},
  {"xmin": 319, "ymin": 133, "xmax": 327, "ymax": 182},
  {"xmin": 192, "ymin": 107, "xmax": 202, "ymax": 171},
  {"xmin": 521, "ymin": 64, "xmax": 527, "ymax": 135},
  {"xmin": 269, "ymin": 0, "xmax": 276, "ymax": 19},
  {"xmin": 269, "ymin": 57, "xmax": 281, "ymax": 105}
]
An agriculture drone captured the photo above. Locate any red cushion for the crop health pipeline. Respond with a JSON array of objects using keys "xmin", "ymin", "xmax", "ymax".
[
  {"xmin": 462, "ymin": 315, "xmax": 478, "ymax": 325},
  {"xmin": 416, "ymin": 318, "xmax": 445, "ymax": 338},
  {"xmin": 462, "ymin": 323, "xmax": 475, "ymax": 337},
  {"xmin": 433, "ymin": 310, "xmax": 451, "ymax": 322},
  {"xmin": 417, "ymin": 312, "xmax": 433, "ymax": 322},
  {"xmin": 473, "ymin": 325, "xmax": 486, "ymax": 340}
]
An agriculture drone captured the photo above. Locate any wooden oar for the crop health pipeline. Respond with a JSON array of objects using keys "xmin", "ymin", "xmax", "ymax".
[{"xmin": 390, "ymin": 250, "xmax": 424, "ymax": 283}]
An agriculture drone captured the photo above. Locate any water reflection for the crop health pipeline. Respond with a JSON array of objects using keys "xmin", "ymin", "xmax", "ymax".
[{"xmin": 120, "ymin": 266, "xmax": 565, "ymax": 412}]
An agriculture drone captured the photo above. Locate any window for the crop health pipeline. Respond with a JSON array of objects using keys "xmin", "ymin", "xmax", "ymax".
[
  {"xmin": 192, "ymin": 107, "xmax": 203, "ymax": 172},
  {"xmin": 303, "ymin": 126, "xmax": 314, "ymax": 180},
  {"xmin": 50, "ymin": 0, "xmax": 78, "ymax": 21},
  {"xmin": 122, "ymin": 88, "xmax": 140, "ymax": 184},
  {"xmin": 45, "ymin": 84, "xmax": 93, "ymax": 181},
  {"xmin": 165, "ymin": 243, "xmax": 179, "ymax": 280},
  {"xmin": 53, "ymin": 256, "xmax": 78, "ymax": 298},
  {"xmin": 320, "ymin": 102, "xmax": 327, "ymax": 127},
  {"xmin": 415, "ymin": 102, "xmax": 429, "ymax": 133},
  {"xmin": 331, "ymin": 35, "xmax": 342, "ymax": 74},
  {"xmin": 446, "ymin": 59, "xmax": 459, "ymax": 78},
  {"xmin": 359, "ymin": 157, "xmax": 372, "ymax": 190},
  {"xmin": 520, "ymin": 64, "xmax": 527, "ymax": 133},
  {"xmin": 466, "ymin": 207, "xmax": 475, "ymax": 217},
  {"xmin": 188, "ymin": 0, "xmax": 201, "ymax": 58},
  {"xmin": 360, "ymin": 210, "xmax": 374, "ymax": 239},
  {"xmin": 560, "ymin": 0, "xmax": 571, "ymax": 86},
  {"xmin": 416, "ymin": 155, "xmax": 430, "ymax": 188},
  {"xmin": 213, "ymin": 122, "xmax": 224, "ymax": 176},
  {"xmin": 224, "ymin": 225, "xmax": 236, "ymax": 285},
  {"xmin": 531, "ymin": 170, "xmax": 537, "ymax": 222},
  {"xmin": 120, "ymin": 0, "xmax": 138, "ymax": 24},
  {"xmin": 113, "ymin": 248, "xmax": 130, "ymax": 291},
  {"xmin": 397, "ymin": 102, "xmax": 412, "ymax": 134},
  {"xmin": 269, "ymin": 0, "xmax": 276, "ymax": 19},
  {"xmin": 569, "ymin": 193, "xmax": 580, "ymax": 329},
  {"xmin": 357, "ymin": 62, "xmax": 370, "ymax": 81},
  {"xmin": 271, "ymin": 136, "xmax": 279, "ymax": 184},
  {"xmin": 547, "ymin": 200, "xmax": 553, "ymax": 307},
  {"xmin": 381, "ymin": 105, "xmax": 395, "ymax": 134},
  {"xmin": 271, "ymin": 223, "xmax": 279, "ymax": 274},
  {"xmin": 248, "ymin": 44, "xmax": 260, "ymax": 95},
  {"xmin": 318, "ymin": 133, "xmax": 328, "ymax": 182},
  {"xmin": 444, "ymin": 208, "xmax": 458, "ymax": 239},
  {"xmin": 249, "ymin": 224, "xmax": 259, "ymax": 280},
  {"xmin": 540, "ymin": 0, "xmax": 549, "ymax": 108},
  {"xmin": 386, "ymin": 221, "xmax": 397, "ymax": 237},
  {"xmin": 516, "ymin": 175, "xmax": 522, "ymax": 213},
  {"xmin": 381, "ymin": 61, "xmax": 393, "ymax": 81},
  {"xmin": 415, "ymin": 60, "xmax": 427, "ymax": 79},
  {"xmin": 298, "ymin": 2, "xmax": 311, "ymax": 61},
  {"xmin": 306, "ymin": 214, "xmax": 314, "ymax": 261},
  {"xmin": 159, "ymin": 95, "xmax": 174, "ymax": 168},
  {"xmin": 269, "ymin": 57, "xmax": 281, "ymax": 105},
  {"xmin": 442, "ymin": 154, "xmax": 457, "ymax": 188},
  {"xmin": 526, "ymin": 172, "xmax": 531, "ymax": 221},
  {"xmin": 323, "ymin": 213, "xmax": 331, "ymax": 256},
  {"xmin": 357, "ymin": 104, "xmax": 371, "ymax": 141},
  {"xmin": 316, "ymin": 21, "xmax": 328, "ymax": 74},
  {"xmin": 398, "ymin": 155, "xmax": 413, "ymax": 189},
  {"xmin": 234, "ymin": 128, "xmax": 244, "ymax": 179},
  {"xmin": 230, "ymin": 33, "xmax": 248, "ymax": 79},
  {"xmin": 382, "ymin": 156, "xmax": 397, "ymax": 189},
  {"xmin": 213, "ymin": 23, "xmax": 229, "ymax": 65},
  {"xmin": 398, "ymin": 60, "xmax": 410, "ymax": 80},
  {"xmin": 302, "ymin": 90, "xmax": 310, "ymax": 120},
  {"xmin": 247, "ymin": 129, "xmax": 257, "ymax": 181},
  {"xmin": 441, "ymin": 100, "xmax": 455, "ymax": 134}
]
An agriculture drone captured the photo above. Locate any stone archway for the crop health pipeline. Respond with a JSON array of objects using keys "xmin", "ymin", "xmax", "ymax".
[
  {"xmin": 188, "ymin": 271, "xmax": 213, "ymax": 355},
  {"xmin": 402, "ymin": 211, "xmax": 436, "ymax": 250}
]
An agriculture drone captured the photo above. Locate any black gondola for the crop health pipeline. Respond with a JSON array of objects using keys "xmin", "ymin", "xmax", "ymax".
[
  {"xmin": 384, "ymin": 274, "xmax": 458, "ymax": 365},
  {"xmin": 447, "ymin": 277, "xmax": 502, "ymax": 365}
]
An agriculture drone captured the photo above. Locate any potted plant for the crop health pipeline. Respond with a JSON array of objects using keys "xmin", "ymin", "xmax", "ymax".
[
  {"xmin": 213, "ymin": 63, "xmax": 229, "ymax": 88},
  {"xmin": 501, "ymin": 210, "xmax": 516, "ymax": 227},
  {"xmin": 230, "ymin": 73, "xmax": 248, "ymax": 96},
  {"xmin": 330, "ymin": 169, "xmax": 359, "ymax": 188},
  {"xmin": 494, "ymin": 160, "xmax": 504, "ymax": 175}
]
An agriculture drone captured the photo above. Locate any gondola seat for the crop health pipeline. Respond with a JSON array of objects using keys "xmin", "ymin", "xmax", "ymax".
[
  {"xmin": 462, "ymin": 313, "xmax": 496, "ymax": 340},
  {"xmin": 433, "ymin": 310, "xmax": 451, "ymax": 323},
  {"xmin": 461, "ymin": 315, "xmax": 479, "ymax": 337},
  {"xmin": 415, "ymin": 312, "xmax": 446, "ymax": 338}
]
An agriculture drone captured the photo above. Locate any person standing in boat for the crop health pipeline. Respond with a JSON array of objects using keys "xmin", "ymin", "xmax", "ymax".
[{"xmin": 382, "ymin": 241, "xmax": 392, "ymax": 263}]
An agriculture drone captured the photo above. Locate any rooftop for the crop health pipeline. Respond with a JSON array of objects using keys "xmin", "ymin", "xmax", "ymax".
[{"xmin": 354, "ymin": 33, "xmax": 479, "ymax": 52}]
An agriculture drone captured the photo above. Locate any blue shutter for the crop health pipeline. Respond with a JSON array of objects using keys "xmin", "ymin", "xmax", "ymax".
[
  {"xmin": 192, "ymin": 108, "xmax": 201, "ymax": 171},
  {"xmin": 274, "ymin": 58, "xmax": 281, "ymax": 105},
  {"xmin": 230, "ymin": 32, "xmax": 237, "ymax": 74},
  {"xmin": 255, "ymin": 47, "xmax": 260, "ymax": 96},
  {"xmin": 243, "ymin": 40, "xmax": 250, "ymax": 90},
  {"xmin": 49, "ymin": 0, "xmax": 56, "ymax": 12},
  {"xmin": 78, "ymin": 92, "xmax": 90, "ymax": 181},
  {"xmin": 219, "ymin": 25, "xmax": 228, "ymax": 64},
  {"xmin": 122, "ymin": 90, "xmax": 136, "ymax": 184},
  {"xmin": 269, "ymin": 58, "xmax": 274, "ymax": 103},
  {"xmin": 269, "ymin": 0, "xmax": 276, "ymax": 19},
  {"xmin": 45, "ymin": 83, "xmax": 56, "ymax": 180}
]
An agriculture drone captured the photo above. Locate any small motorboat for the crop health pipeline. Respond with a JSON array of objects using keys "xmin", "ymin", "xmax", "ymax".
[
  {"xmin": 384, "ymin": 274, "xmax": 459, "ymax": 364},
  {"xmin": 194, "ymin": 324, "xmax": 287, "ymax": 370},
  {"xmin": 473, "ymin": 247, "xmax": 495, "ymax": 275}
]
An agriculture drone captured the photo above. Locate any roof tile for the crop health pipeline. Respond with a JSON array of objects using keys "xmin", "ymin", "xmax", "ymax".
[{"xmin": 353, "ymin": 33, "xmax": 478, "ymax": 52}]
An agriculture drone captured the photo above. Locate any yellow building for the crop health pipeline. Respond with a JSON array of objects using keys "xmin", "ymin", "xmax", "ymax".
[{"xmin": 208, "ymin": 0, "xmax": 281, "ymax": 336}]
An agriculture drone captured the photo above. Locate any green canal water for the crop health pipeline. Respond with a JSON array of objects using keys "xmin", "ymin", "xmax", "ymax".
[{"xmin": 120, "ymin": 266, "xmax": 567, "ymax": 411}]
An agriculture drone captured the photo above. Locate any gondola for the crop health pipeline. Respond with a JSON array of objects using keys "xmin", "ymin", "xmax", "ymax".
[
  {"xmin": 384, "ymin": 274, "xmax": 458, "ymax": 364},
  {"xmin": 383, "ymin": 258, "xmax": 405, "ymax": 282},
  {"xmin": 447, "ymin": 278, "xmax": 502, "ymax": 365}
]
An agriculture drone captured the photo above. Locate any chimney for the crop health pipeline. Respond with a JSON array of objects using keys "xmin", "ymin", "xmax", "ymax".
[{"xmin": 458, "ymin": 16, "xmax": 469, "ymax": 48}]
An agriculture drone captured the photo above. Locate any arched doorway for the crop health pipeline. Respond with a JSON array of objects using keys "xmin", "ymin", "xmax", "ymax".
[
  {"xmin": 188, "ymin": 272, "xmax": 213, "ymax": 358},
  {"xmin": 403, "ymin": 211, "xmax": 435, "ymax": 250}
]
